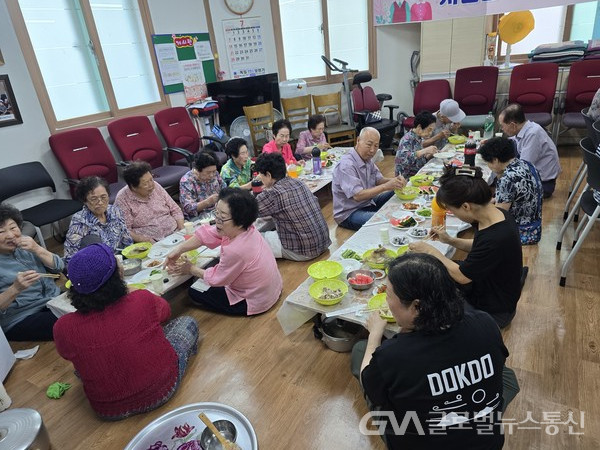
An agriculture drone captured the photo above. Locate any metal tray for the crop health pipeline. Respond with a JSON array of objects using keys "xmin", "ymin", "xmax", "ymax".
[{"xmin": 124, "ymin": 402, "xmax": 258, "ymax": 450}]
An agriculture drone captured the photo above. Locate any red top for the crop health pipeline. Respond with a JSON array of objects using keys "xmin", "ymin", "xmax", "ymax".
[
  {"xmin": 261, "ymin": 140, "xmax": 296, "ymax": 165},
  {"xmin": 53, "ymin": 290, "xmax": 178, "ymax": 417}
]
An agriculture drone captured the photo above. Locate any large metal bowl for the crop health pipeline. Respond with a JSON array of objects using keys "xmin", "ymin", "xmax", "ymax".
[
  {"xmin": 200, "ymin": 419, "xmax": 237, "ymax": 450},
  {"xmin": 346, "ymin": 269, "xmax": 375, "ymax": 291},
  {"xmin": 320, "ymin": 317, "xmax": 365, "ymax": 352}
]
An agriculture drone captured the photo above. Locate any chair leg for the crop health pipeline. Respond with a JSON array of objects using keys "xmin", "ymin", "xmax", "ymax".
[
  {"xmin": 556, "ymin": 190, "xmax": 584, "ymax": 250},
  {"xmin": 33, "ymin": 225, "xmax": 47, "ymax": 249},
  {"xmin": 564, "ymin": 163, "xmax": 586, "ymax": 220},
  {"xmin": 560, "ymin": 207, "xmax": 600, "ymax": 286},
  {"xmin": 573, "ymin": 214, "xmax": 589, "ymax": 246}
]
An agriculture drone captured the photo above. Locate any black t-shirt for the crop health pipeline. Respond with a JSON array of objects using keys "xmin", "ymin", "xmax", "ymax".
[
  {"xmin": 459, "ymin": 209, "xmax": 522, "ymax": 314},
  {"xmin": 361, "ymin": 309, "xmax": 508, "ymax": 450}
]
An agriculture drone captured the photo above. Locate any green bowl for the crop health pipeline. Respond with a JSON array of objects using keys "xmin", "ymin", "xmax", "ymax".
[
  {"xmin": 448, "ymin": 135, "xmax": 467, "ymax": 145},
  {"xmin": 309, "ymin": 279, "xmax": 348, "ymax": 306},
  {"xmin": 122, "ymin": 242, "xmax": 152, "ymax": 259},
  {"xmin": 307, "ymin": 260, "xmax": 343, "ymax": 280},
  {"xmin": 394, "ymin": 186, "xmax": 420, "ymax": 201},
  {"xmin": 368, "ymin": 293, "xmax": 395, "ymax": 322},
  {"xmin": 396, "ymin": 245, "xmax": 410, "ymax": 256},
  {"xmin": 409, "ymin": 174, "xmax": 434, "ymax": 187},
  {"xmin": 362, "ymin": 248, "xmax": 396, "ymax": 269}
]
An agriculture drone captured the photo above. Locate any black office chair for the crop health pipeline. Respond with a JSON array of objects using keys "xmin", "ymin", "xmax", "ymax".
[{"xmin": 0, "ymin": 162, "xmax": 82, "ymax": 248}]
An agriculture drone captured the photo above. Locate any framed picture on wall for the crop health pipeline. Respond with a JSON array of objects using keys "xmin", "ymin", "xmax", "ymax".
[{"xmin": 0, "ymin": 75, "xmax": 23, "ymax": 127}]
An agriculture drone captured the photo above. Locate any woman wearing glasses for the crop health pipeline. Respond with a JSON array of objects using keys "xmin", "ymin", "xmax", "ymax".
[
  {"xmin": 63, "ymin": 176, "xmax": 132, "ymax": 264},
  {"xmin": 179, "ymin": 151, "xmax": 226, "ymax": 220},
  {"xmin": 409, "ymin": 166, "xmax": 523, "ymax": 328},
  {"xmin": 165, "ymin": 188, "xmax": 282, "ymax": 316}
]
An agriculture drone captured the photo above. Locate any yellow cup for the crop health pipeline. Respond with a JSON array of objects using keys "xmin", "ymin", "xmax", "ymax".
[{"xmin": 288, "ymin": 166, "xmax": 298, "ymax": 178}]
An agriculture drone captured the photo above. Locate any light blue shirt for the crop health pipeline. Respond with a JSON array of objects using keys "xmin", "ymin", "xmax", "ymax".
[
  {"xmin": 0, "ymin": 249, "xmax": 63, "ymax": 332},
  {"xmin": 511, "ymin": 120, "xmax": 561, "ymax": 182}
]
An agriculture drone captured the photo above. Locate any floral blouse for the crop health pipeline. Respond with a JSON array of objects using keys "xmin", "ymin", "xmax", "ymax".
[
  {"xmin": 220, "ymin": 158, "xmax": 252, "ymax": 187},
  {"xmin": 495, "ymin": 159, "xmax": 543, "ymax": 244},
  {"xmin": 394, "ymin": 130, "xmax": 428, "ymax": 177},
  {"xmin": 63, "ymin": 204, "xmax": 133, "ymax": 263},
  {"xmin": 179, "ymin": 170, "xmax": 227, "ymax": 219}
]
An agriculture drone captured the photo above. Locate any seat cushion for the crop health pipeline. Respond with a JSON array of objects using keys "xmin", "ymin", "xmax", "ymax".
[
  {"xmin": 525, "ymin": 112, "xmax": 552, "ymax": 128},
  {"xmin": 563, "ymin": 112, "xmax": 586, "ymax": 129}
]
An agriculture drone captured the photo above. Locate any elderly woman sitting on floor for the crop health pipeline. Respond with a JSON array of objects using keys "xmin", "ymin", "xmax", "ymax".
[
  {"xmin": 54, "ymin": 243, "xmax": 199, "ymax": 420},
  {"xmin": 0, "ymin": 203, "xmax": 64, "ymax": 341},
  {"xmin": 179, "ymin": 151, "xmax": 227, "ymax": 220},
  {"xmin": 115, "ymin": 161, "xmax": 184, "ymax": 243},
  {"xmin": 165, "ymin": 188, "xmax": 282, "ymax": 316},
  {"xmin": 63, "ymin": 176, "xmax": 132, "ymax": 263}
]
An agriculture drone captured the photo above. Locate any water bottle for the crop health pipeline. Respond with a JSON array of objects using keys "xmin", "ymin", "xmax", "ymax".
[
  {"xmin": 312, "ymin": 146, "xmax": 322, "ymax": 175},
  {"xmin": 464, "ymin": 133, "xmax": 477, "ymax": 167},
  {"xmin": 483, "ymin": 111, "xmax": 494, "ymax": 140}
]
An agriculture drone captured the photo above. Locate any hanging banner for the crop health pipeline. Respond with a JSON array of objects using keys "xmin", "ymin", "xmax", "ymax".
[{"xmin": 373, "ymin": 0, "xmax": 591, "ymax": 26}]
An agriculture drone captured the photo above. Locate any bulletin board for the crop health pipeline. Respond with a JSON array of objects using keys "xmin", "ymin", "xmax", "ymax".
[{"xmin": 152, "ymin": 33, "xmax": 217, "ymax": 102}]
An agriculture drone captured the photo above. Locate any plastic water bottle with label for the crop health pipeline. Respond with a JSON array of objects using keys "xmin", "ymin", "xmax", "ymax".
[{"xmin": 483, "ymin": 111, "xmax": 494, "ymax": 140}]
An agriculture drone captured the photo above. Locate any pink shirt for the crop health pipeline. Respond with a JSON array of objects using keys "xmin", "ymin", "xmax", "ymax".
[
  {"xmin": 115, "ymin": 181, "xmax": 184, "ymax": 242},
  {"xmin": 262, "ymin": 140, "xmax": 296, "ymax": 165},
  {"xmin": 196, "ymin": 225, "xmax": 283, "ymax": 315}
]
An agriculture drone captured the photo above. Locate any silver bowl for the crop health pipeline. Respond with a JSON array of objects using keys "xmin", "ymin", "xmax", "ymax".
[
  {"xmin": 320, "ymin": 317, "xmax": 366, "ymax": 352},
  {"xmin": 122, "ymin": 258, "xmax": 141, "ymax": 276},
  {"xmin": 346, "ymin": 269, "xmax": 375, "ymax": 291},
  {"xmin": 200, "ymin": 420, "xmax": 237, "ymax": 450}
]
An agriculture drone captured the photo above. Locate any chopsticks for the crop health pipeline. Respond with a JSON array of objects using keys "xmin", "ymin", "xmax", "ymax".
[{"xmin": 38, "ymin": 273, "xmax": 61, "ymax": 279}]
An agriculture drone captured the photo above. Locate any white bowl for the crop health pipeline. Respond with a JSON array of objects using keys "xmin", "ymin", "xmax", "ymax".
[{"xmin": 339, "ymin": 258, "xmax": 362, "ymax": 277}]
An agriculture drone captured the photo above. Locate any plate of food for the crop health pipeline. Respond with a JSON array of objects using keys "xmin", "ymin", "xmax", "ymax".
[
  {"xmin": 408, "ymin": 227, "xmax": 429, "ymax": 239},
  {"xmin": 309, "ymin": 279, "xmax": 348, "ymax": 306},
  {"xmin": 415, "ymin": 207, "xmax": 432, "ymax": 218},
  {"xmin": 128, "ymin": 268, "xmax": 157, "ymax": 284},
  {"xmin": 435, "ymin": 151, "xmax": 456, "ymax": 160},
  {"xmin": 394, "ymin": 186, "xmax": 420, "ymax": 201},
  {"xmin": 390, "ymin": 235, "xmax": 411, "ymax": 247},
  {"xmin": 363, "ymin": 246, "xmax": 396, "ymax": 269},
  {"xmin": 448, "ymin": 135, "xmax": 467, "ymax": 145},
  {"xmin": 158, "ymin": 235, "xmax": 184, "ymax": 247},
  {"xmin": 400, "ymin": 202, "xmax": 421, "ymax": 211},
  {"xmin": 372, "ymin": 284, "xmax": 387, "ymax": 296},
  {"xmin": 371, "ymin": 269, "xmax": 386, "ymax": 280},
  {"xmin": 368, "ymin": 293, "xmax": 395, "ymax": 322},
  {"xmin": 419, "ymin": 185, "xmax": 439, "ymax": 196},
  {"xmin": 142, "ymin": 258, "xmax": 164, "ymax": 269},
  {"xmin": 121, "ymin": 242, "xmax": 152, "ymax": 260},
  {"xmin": 409, "ymin": 174, "xmax": 434, "ymax": 187},
  {"xmin": 148, "ymin": 246, "xmax": 170, "ymax": 259},
  {"xmin": 390, "ymin": 215, "xmax": 417, "ymax": 229}
]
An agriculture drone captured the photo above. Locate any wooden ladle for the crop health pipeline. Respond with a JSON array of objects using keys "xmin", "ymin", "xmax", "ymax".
[{"xmin": 198, "ymin": 412, "xmax": 241, "ymax": 450}]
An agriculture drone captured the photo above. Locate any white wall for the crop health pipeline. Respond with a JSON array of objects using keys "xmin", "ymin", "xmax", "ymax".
[{"xmin": 0, "ymin": 0, "xmax": 420, "ymax": 207}]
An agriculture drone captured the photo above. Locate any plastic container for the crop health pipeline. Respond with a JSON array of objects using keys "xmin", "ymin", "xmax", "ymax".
[
  {"xmin": 251, "ymin": 172, "xmax": 263, "ymax": 195},
  {"xmin": 483, "ymin": 111, "xmax": 494, "ymax": 140},
  {"xmin": 431, "ymin": 197, "xmax": 446, "ymax": 229}
]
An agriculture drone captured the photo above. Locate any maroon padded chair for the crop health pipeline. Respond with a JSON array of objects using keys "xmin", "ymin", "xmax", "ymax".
[
  {"xmin": 107, "ymin": 116, "xmax": 188, "ymax": 190},
  {"xmin": 402, "ymin": 79, "xmax": 452, "ymax": 131},
  {"xmin": 553, "ymin": 60, "xmax": 600, "ymax": 142},
  {"xmin": 49, "ymin": 127, "xmax": 126, "ymax": 203},
  {"xmin": 508, "ymin": 62, "xmax": 558, "ymax": 129},
  {"xmin": 154, "ymin": 107, "xmax": 227, "ymax": 167},
  {"xmin": 453, "ymin": 66, "xmax": 499, "ymax": 129}
]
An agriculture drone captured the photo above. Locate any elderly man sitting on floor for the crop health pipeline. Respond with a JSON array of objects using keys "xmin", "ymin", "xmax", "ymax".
[{"xmin": 332, "ymin": 127, "xmax": 406, "ymax": 230}]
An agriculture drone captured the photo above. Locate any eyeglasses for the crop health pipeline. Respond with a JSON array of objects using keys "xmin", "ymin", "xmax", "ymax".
[
  {"xmin": 214, "ymin": 212, "xmax": 233, "ymax": 223},
  {"xmin": 87, "ymin": 195, "xmax": 109, "ymax": 204}
]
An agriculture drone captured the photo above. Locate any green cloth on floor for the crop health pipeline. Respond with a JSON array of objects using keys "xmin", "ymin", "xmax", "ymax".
[{"xmin": 46, "ymin": 382, "xmax": 71, "ymax": 399}]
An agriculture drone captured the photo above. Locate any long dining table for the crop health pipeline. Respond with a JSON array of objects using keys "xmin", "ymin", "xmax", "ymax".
[{"xmin": 277, "ymin": 147, "xmax": 492, "ymax": 335}]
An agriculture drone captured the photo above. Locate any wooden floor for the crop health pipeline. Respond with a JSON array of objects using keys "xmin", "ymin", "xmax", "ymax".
[{"xmin": 6, "ymin": 145, "xmax": 600, "ymax": 449}]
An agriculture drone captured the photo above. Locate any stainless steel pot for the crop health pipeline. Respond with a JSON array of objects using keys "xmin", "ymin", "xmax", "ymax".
[
  {"xmin": 314, "ymin": 316, "xmax": 366, "ymax": 352},
  {"xmin": 0, "ymin": 408, "xmax": 50, "ymax": 450}
]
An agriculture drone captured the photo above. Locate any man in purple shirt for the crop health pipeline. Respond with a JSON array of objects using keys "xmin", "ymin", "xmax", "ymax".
[
  {"xmin": 499, "ymin": 103, "xmax": 561, "ymax": 198},
  {"xmin": 332, "ymin": 127, "xmax": 407, "ymax": 230}
]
